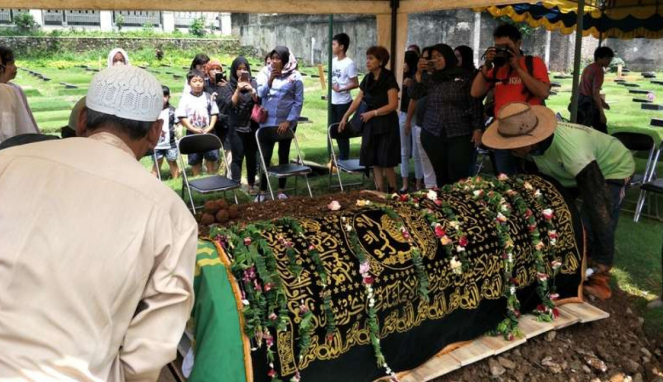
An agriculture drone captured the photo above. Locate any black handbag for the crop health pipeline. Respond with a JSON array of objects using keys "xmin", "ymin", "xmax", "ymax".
[{"xmin": 349, "ymin": 101, "xmax": 369, "ymax": 134}]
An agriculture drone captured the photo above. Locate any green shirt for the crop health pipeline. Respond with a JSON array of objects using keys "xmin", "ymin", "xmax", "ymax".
[{"xmin": 532, "ymin": 122, "xmax": 635, "ymax": 188}]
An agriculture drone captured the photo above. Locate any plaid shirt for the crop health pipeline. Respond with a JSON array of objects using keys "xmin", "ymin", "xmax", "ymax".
[{"xmin": 410, "ymin": 73, "xmax": 483, "ymax": 139}]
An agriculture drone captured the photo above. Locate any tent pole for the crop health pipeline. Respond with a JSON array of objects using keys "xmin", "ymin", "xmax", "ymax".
[
  {"xmin": 390, "ymin": 0, "xmax": 399, "ymax": 71},
  {"xmin": 570, "ymin": 0, "xmax": 585, "ymax": 123},
  {"xmin": 327, "ymin": 14, "xmax": 333, "ymax": 158}
]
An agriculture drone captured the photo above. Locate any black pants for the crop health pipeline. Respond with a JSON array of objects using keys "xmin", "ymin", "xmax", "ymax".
[
  {"xmin": 259, "ymin": 126, "xmax": 294, "ymax": 191},
  {"xmin": 577, "ymin": 95, "xmax": 608, "ymax": 134},
  {"xmin": 331, "ymin": 102, "xmax": 352, "ymax": 160},
  {"xmin": 421, "ymin": 129, "xmax": 473, "ymax": 187},
  {"xmin": 228, "ymin": 128, "xmax": 258, "ymax": 186}
]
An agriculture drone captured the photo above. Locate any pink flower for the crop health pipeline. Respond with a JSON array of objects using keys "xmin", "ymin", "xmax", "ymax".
[
  {"xmin": 359, "ymin": 261, "xmax": 370, "ymax": 275},
  {"xmin": 243, "ymin": 237, "xmax": 252, "ymax": 246},
  {"xmin": 264, "ymin": 282, "xmax": 274, "ymax": 292},
  {"xmin": 537, "ymin": 272, "xmax": 548, "ymax": 281},
  {"xmin": 498, "ymin": 173, "xmax": 509, "ymax": 181},
  {"xmin": 299, "ymin": 305, "xmax": 309, "ymax": 315},
  {"xmin": 548, "ymin": 230, "xmax": 558, "ymax": 239},
  {"xmin": 542, "ymin": 209, "xmax": 554, "ymax": 220},
  {"xmin": 459, "ymin": 236, "xmax": 469, "ymax": 247},
  {"xmin": 552, "ymin": 307, "xmax": 560, "ymax": 319},
  {"xmin": 528, "ymin": 224, "xmax": 537, "ymax": 232},
  {"xmin": 524, "ymin": 209, "xmax": 533, "ymax": 218},
  {"xmin": 535, "ymin": 241, "xmax": 545, "ymax": 251},
  {"xmin": 551, "ymin": 260, "xmax": 562, "ymax": 269},
  {"xmin": 326, "ymin": 334, "xmax": 334, "ymax": 342},
  {"xmin": 267, "ymin": 369, "xmax": 276, "ymax": 378},
  {"xmin": 308, "ymin": 244, "xmax": 316, "ymax": 251},
  {"xmin": 434, "ymin": 225, "xmax": 446, "ymax": 238},
  {"xmin": 473, "ymin": 190, "xmax": 484, "ymax": 198},
  {"xmin": 328, "ymin": 200, "xmax": 341, "ymax": 211},
  {"xmin": 269, "ymin": 312, "xmax": 278, "ymax": 321},
  {"xmin": 434, "ymin": 199, "xmax": 442, "ymax": 206},
  {"xmin": 363, "ymin": 276, "xmax": 375, "ymax": 285},
  {"xmin": 496, "ymin": 213, "xmax": 507, "ymax": 224},
  {"xmin": 648, "ymin": 92, "xmax": 656, "ymax": 102},
  {"xmin": 399, "ymin": 194, "xmax": 409, "ymax": 202},
  {"xmin": 440, "ymin": 236, "xmax": 452, "ymax": 246},
  {"xmin": 550, "ymin": 293, "xmax": 560, "ymax": 301},
  {"xmin": 253, "ymin": 280, "xmax": 262, "ymax": 292}
]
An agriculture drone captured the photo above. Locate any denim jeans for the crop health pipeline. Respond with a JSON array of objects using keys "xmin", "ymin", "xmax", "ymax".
[{"xmin": 581, "ymin": 181, "xmax": 626, "ymax": 267}]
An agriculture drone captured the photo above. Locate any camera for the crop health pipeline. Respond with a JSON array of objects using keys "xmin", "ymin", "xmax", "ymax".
[{"xmin": 492, "ymin": 45, "xmax": 513, "ymax": 67}]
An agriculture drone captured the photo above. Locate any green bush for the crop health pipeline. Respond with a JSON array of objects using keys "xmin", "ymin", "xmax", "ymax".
[
  {"xmin": 115, "ymin": 14, "xmax": 125, "ymax": 32},
  {"xmin": 189, "ymin": 17, "xmax": 206, "ymax": 37},
  {"xmin": 13, "ymin": 13, "xmax": 39, "ymax": 33}
]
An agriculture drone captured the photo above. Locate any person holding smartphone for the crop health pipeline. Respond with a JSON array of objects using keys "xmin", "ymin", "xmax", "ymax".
[
  {"xmin": 206, "ymin": 59, "xmax": 233, "ymax": 176},
  {"xmin": 255, "ymin": 46, "xmax": 304, "ymax": 201},
  {"xmin": 219, "ymin": 56, "xmax": 260, "ymax": 194},
  {"xmin": 409, "ymin": 43, "xmax": 483, "ymax": 187}
]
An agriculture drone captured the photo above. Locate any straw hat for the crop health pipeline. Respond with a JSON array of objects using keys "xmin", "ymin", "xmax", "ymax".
[
  {"xmin": 86, "ymin": 66, "xmax": 162, "ymax": 123},
  {"xmin": 482, "ymin": 102, "xmax": 557, "ymax": 150}
]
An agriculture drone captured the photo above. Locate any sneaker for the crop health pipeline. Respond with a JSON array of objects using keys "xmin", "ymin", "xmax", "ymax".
[
  {"xmin": 277, "ymin": 192, "xmax": 289, "ymax": 200},
  {"xmin": 254, "ymin": 194, "xmax": 267, "ymax": 203}
]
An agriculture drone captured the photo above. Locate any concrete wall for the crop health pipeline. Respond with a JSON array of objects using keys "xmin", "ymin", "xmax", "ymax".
[
  {"xmin": 231, "ymin": 10, "xmax": 615, "ymax": 73},
  {"xmin": 605, "ymin": 39, "xmax": 663, "ymax": 71},
  {"xmin": 0, "ymin": 36, "xmax": 240, "ymax": 57}
]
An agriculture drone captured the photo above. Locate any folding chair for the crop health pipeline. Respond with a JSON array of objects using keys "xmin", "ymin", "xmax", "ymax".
[
  {"xmin": 256, "ymin": 126, "xmax": 312, "ymax": 200},
  {"xmin": 473, "ymin": 147, "xmax": 491, "ymax": 176},
  {"xmin": 327, "ymin": 123, "xmax": 372, "ymax": 191},
  {"xmin": 177, "ymin": 134, "xmax": 240, "ymax": 213},
  {"xmin": 612, "ymin": 132, "xmax": 657, "ymax": 187}
]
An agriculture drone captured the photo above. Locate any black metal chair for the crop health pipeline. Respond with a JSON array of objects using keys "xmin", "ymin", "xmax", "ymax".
[
  {"xmin": 177, "ymin": 134, "xmax": 239, "ymax": 213},
  {"xmin": 327, "ymin": 123, "xmax": 372, "ymax": 191},
  {"xmin": 612, "ymin": 132, "xmax": 657, "ymax": 187},
  {"xmin": 635, "ymin": 178, "xmax": 663, "ymax": 222},
  {"xmin": 255, "ymin": 126, "xmax": 312, "ymax": 201},
  {"xmin": 144, "ymin": 149, "xmax": 161, "ymax": 181},
  {"xmin": 0, "ymin": 133, "xmax": 59, "ymax": 151}
]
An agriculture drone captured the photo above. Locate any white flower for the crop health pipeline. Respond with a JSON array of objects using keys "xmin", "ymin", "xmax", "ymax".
[
  {"xmin": 356, "ymin": 199, "xmax": 371, "ymax": 207},
  {"xmin": 498, "ymin": 173, "xmax": 509, "ymax": 181},
  {"xmin": 450, "ymin": 257, "xmax": 462, "ymax": 274},
  {"xmin": 456, "ymin": 245, "xmax": 466, "ymax": 253},
  {"xmin": 523, "ymin": 181, "xmax": 534, "ymax": 190},
  {"xmin": 345, "ymin": 224, "xmax": 353, "ymax": 232},
  {"xmin": 550, "ymin": 239, "xmax": 557, "ymax": 246},
  {"xmin": 449, "ymin": 221, "xmax": 460, "ymax": 229},
  {"xmin": 496, "ymin": 212, "xmax": 507, "ymax": 223},
  {"xmin": 242, "ymin": 299, "xmax": 250, "ymax": 306},
  {"xmin": 328, "ymin": 200, "xmax": 341, "ymax": 211},
  {"xmin": 341, "ymin": 216, "xmax": 347, "ymax": 223},
  {"xmin": 535, "ymin": 241, "xmax": 545, "ymax": 251},
  {"xmin": 427, "ymin": 189, "xmax": 438, "ymax": 201},
  {"xmin": 473, "ymin": 190, "xmax": 483, "ymax": 198},
  {"xmin": 510, "ymin": 286, "xmax": 516, "ymax": 295},
  {"xmin": 534, "ymin": 189, "xmax": 542, "ymax": 198},
  {"xmin": 542, "ymin": 209, "xmax": 554, "ymax": 220},
  {"xmin": 507, "ymin": 253, "xmax": 513, "ymax": 263}
]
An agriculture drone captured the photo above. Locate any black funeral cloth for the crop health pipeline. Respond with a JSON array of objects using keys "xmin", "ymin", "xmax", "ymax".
[{"xmin": 238, "ymin": 175, "xmax": 584, "ymax": 382}]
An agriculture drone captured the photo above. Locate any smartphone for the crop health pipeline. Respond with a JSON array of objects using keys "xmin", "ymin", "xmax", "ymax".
[
  {"xmin": 427, "ymin": 60, "xmax": 435, "ymax": 69},
  {"xmin": 215, "ymin": 72, "xmax": 226, "ymax": 83},
  {"xmin": 239, "ymin": 71, "xmax": 249, "ymax": 82}
]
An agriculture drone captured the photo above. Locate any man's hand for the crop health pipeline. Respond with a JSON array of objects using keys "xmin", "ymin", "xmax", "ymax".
[
  {"xmin": 277, "ymin": 121, "xmax": 290, "ymax": 135},
  {"xmin": 507, "ymin": 42, "xmax": 523, "ymax": 70},
  {"xmin": 483, "ymin": 47, "xmax": 497, "ymax": 67},
  {"xmin": 268, "ymin": 70, "xmax": 280, "ymax": 87},
  {"xmin": 404, "ymin": 120, "xmax": 412, "ymax": 136},
  {"xmin": 332, "ymin": 84, "xmax": 341, "ymax": 92},
  {"xmin": 471, "ymin": 130, "xmax": 483, "ymax": 147},
  {"xmin": 602, "ymin": 99, "xmax": 610, "ymax": 110}
]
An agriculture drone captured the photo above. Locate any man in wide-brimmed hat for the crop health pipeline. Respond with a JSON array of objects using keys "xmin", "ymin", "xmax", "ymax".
[{"xmin": 483, "ymin": 102, "xmax": 635, "ymax": 300}]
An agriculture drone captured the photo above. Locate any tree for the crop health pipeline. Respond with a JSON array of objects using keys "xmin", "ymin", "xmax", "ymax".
[
  {"xmin": 13, "ymin": 13, "xmax": 39, "ymax": 33},
  {"xmin": 189, "ymin": 16, "xmax": 206, "ymax": 37},
  {"xmin": 115, "ymin": 13, "xmax": 125, "ymax": 32}
]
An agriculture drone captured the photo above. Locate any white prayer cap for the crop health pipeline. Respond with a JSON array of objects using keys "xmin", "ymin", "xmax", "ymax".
[{"xmin": 86, "ymin": 66, "xmax": 162, "ymax": 123}]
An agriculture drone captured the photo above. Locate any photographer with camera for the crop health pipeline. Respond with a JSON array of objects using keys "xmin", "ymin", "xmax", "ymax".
[{"xmin": 471, "ymin": 24, "xmax": 551, "ymax": 175}]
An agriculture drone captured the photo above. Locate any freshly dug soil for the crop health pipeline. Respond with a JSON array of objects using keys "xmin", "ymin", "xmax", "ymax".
[
  {"xmin": 199, "ymin": 192, "xmax": 663, "ymax": 382},
  {"xmin": 432, "ymin": 289, "xmax": 663, "ymax": 382}
]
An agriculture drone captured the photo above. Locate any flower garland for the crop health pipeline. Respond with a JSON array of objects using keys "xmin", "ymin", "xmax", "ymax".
[
  {"xmin": 343, "ymin": 213, "xmax": 400, "ymax": 382},
  {"xmin": 373, "ymin": 201, "xmax": 430, "ymax": 302},
  {"xmin": 388, "ymin": 191, "xmax": 468, "ymax": 276},
  {"xmin": 510, "ymin": 179, "xmax": 562, "ymax": 321}
]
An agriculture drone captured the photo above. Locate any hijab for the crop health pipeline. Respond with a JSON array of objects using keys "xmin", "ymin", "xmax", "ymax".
[
  {"xmin": 205, "ymin": 59, "xmax": 223, "ymax": 79},
  {"xmin": 228, "ymin": 56, "xmax": 253, "ymax": 92},
  {"xmin": 269, "ymin": 46, "xmax": 298, "ymax": 77},
  {"xmin": 455, "ymin": 45, "xmax": 476, "ymax": 72},
  {"xmin": 107, "ymin": 48, "xmax": 129, "ymax": 68},
  {"xmin": 430, "ymin": 43, "xmax": 466, "ymax": 83},
  {"xmin": 404, "ymin": 50, "xmax": 419, "ymax": 80}
]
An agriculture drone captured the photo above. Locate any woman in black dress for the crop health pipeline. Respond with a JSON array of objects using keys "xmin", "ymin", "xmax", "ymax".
[{"xmin": 339, "ymin": 46, "xmax": 400, "ymax": 193}]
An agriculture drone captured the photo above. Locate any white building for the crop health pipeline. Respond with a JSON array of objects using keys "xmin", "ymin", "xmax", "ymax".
[{"xmin": 0, "ymin": 9, "xmax": 232, "ymax": 35}]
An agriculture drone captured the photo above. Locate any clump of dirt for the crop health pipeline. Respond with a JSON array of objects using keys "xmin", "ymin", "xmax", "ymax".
[{"xmin": 433, "ymin": 288, "xmax": 663, "ymax": 382}]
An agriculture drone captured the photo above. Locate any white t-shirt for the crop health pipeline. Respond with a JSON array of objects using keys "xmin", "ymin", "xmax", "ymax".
[
  {"xmin": 176, "ymin": 92, "xmax": 219, "ymax": 129},
  {"xmin": 155, "ymin": 108, "xmax": 171, "ymax": 150},
  {"xmin": 331, "ymin": 57, "xmax": 358, "ymax": 105}
]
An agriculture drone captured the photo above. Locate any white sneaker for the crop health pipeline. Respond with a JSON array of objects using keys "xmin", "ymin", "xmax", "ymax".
[
  {"xmin": 277, "ymin": 192, "xmax": 289, "ymax": 200},
  {"xmin": 585, "ymin": 267, "xmax": 595, "ymax": 280},
  {"xmin": 254, "ymin": 194, "xmax": 267, "ymax": 203}
]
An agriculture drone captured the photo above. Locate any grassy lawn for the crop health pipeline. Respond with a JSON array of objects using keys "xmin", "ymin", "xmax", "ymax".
[{"xmin": 16, "ymin": 56, "xmax": 663, "ymax": 332}]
